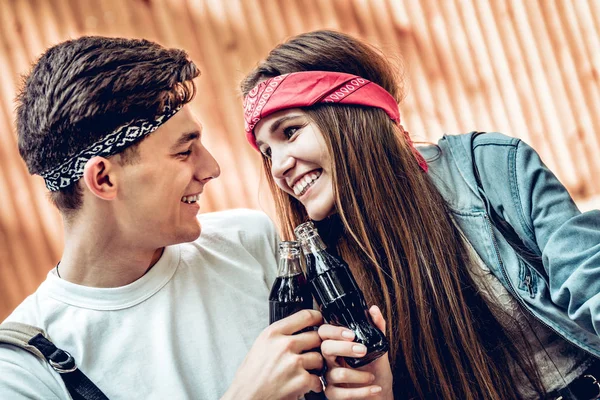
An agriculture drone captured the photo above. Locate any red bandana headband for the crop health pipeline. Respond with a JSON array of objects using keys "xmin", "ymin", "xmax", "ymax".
[{"xmin": 243, "ymin": 71, "xmax": 427, "ymax": 172}]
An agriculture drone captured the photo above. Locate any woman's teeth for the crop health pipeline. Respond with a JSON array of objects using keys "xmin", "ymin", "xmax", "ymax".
[
  {"xmin": 181, "ymin": 195, "xmax": 199, "ymax": 204},
  {"xmin": 293, "ymin": 171, "xmax": 321, "ymax": 196}
]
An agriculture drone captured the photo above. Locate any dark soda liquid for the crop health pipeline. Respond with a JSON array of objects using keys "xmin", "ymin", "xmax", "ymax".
[
  {"xmin": 307, "ymin": 254, "xmax": 389, "ymax": 368},
  {"xmin": 269, "ymin": 273, "xmax": 313, "ymax": 324},
  {"xmin": 269, "ymin": 274, "xmax": 327, "ymax": 399}
]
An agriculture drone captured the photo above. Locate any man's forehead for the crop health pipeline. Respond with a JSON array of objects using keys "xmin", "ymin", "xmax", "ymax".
[{"xmin": 155, "ymin": 106, "xmax": 202, "ymax": 139}]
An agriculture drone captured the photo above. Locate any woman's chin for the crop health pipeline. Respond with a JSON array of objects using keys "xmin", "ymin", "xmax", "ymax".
[{"xmin": 306, "ymin": 206, "xmax": 335, "ymax": 222}]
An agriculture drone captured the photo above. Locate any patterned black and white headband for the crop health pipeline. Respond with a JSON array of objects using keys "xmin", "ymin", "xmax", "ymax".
[{"xmin": 40, "ymin": 105, "xmax": 182, "ymax": 191}]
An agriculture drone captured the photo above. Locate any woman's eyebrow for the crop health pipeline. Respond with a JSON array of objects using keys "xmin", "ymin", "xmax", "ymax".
[
  {"xmin": 269, "ymin": 115, "xmax": 302, "ymax": 134},
  {"xmin": 256, "ymin": 115, "xmax": 304, "ymax": 147}
]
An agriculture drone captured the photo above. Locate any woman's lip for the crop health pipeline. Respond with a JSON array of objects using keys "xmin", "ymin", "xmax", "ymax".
[
  {"xmin": 296, "ymin": 173, "xmax": 321, "ymax": 199},
  {"xmin": 291, "ymin": 169, "xmax": 322, "ymax": 193},
  {"xmin": 290, "ymin": 169, "xmax": 321, "ymax": 190}
]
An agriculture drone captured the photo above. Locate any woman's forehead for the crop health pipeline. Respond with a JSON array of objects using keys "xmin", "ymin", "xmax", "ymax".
[{"xmin": 254, "ymin": 108, "xmax": 306, "ymax": 140}]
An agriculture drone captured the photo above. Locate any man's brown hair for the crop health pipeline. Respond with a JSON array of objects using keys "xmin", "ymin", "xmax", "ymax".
[{"xmin": 16, "ymin": 36, "xmax": 199, "ymax": 216}]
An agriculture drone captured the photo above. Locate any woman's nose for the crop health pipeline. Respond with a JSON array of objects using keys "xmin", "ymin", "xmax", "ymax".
[{"xmin": 271, "ymin": 151, "xmax": 295, "ymax": 179}]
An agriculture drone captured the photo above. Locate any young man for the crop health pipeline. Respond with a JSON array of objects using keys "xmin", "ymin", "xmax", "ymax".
[{"xmin": 0, "ymin": 37, "xmax": 324, "ymax": 399}]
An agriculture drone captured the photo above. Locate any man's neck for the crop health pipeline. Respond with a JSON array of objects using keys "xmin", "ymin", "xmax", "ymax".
[{"xmin": 58, "ymin": 218, "xmax": 165, "ymax": 288}]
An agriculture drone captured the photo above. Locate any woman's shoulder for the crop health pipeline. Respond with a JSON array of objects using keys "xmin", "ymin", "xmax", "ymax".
[
  {"xmin": 417, "ymin": 131, "xmax": 522, "ymax": 166},
  {"xmin": 433, "ymin": 131, "xmax": 532, "ymax": 179},
  {"xmin": 418, "ymin": 131, "xmax": 535, "ymax": 211},
  {"xmin": 440, "ymin": 131, "xmax": 520, "ymax": 151}
]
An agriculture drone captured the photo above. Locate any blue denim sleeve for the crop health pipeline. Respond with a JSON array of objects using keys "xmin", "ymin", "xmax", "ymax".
[{"xmin": 514, "ymin": 140, "xmax": 600, "ymax": 334}]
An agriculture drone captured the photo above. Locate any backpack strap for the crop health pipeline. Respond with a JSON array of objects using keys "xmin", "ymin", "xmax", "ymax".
[
  {"xmin": 470, "ymin": 132, "xmax": 544, "ymax": 273},
  {"xmin": 0, "ymin": 322, "xmax": 109, "ymax": 400}
]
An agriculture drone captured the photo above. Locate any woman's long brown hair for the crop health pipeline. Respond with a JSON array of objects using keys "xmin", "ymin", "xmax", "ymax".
[{"xmin": 241, "ymin": 30, "xmax": 543, "ymax": 399}]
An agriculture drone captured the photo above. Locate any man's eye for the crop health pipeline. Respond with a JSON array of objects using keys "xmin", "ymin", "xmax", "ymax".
[{"xmin": 178, "ymin": 149, "xmax": 192, "ymax": 157}]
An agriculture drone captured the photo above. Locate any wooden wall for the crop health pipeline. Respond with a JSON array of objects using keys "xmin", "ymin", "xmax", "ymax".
[{"xmin": 1, "ymin": 0, "xmax": 599, "ymax": 320}]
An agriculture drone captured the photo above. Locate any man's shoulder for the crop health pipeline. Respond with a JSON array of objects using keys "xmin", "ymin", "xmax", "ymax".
[
  {"xmin": 198, "ymin": 208, "xmax": 276, "ymax": 234},
  {"xmin": 0, "ymin": 342, "xmax": 44, "ymax": 372},
  {"xmin": 2, "ymin": 288, "xmax": 46, "ymax": 327},
  {"xmin": 187, "ymin": 208, "xmax": 279, "ymax": 283},
  {"xmin": 195, "ymin": 208, "xmax": 278, "ymax": 261},
  {"xmin": 199, "ymin": 207, "xmax": 270, "ymax": 221},
  {"xmin": 0, "ymin": 327, "xmax": 65, "ymax": 397}
]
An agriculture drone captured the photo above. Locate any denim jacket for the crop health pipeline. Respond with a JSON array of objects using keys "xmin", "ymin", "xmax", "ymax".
[{"xmin": 418, "ymin": 132, "xmax": 600, "ymax": 358}]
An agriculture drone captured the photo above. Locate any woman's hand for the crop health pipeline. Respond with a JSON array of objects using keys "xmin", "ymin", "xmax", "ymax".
[{"xmin": 319, "ymin": 306, "xmax": 393, "ymax": 400}]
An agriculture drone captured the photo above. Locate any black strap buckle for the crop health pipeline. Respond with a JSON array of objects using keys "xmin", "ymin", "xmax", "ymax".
[
  {"xmin": 48, "ymin": 349, "xmax": 78, "ymax": 374},
  {"xmin": 580, "ymin": 374, "xmax": 600, "ymax": 400}
]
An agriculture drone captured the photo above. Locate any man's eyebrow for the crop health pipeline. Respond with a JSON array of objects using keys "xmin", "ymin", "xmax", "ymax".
[{"xmin": 170, "ymin": 131, "xmax": 200, "ymax": 151}]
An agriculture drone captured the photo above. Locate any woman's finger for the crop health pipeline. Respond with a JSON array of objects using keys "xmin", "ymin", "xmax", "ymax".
[
  {"xmin": 325, "ymin": 384, "xmax": 383, "ymax": 400},
  {"xmin": 368, "ymin": 305, "xmax": 386, "ymax": 333},
  {"xmin": 326, "ymin": 366, "xmax": 375, "ymax": 385},
  {"xmin": 321, "ymin": 339, "xmax": 367, "ymax": 359},
  {"xmin": 318, "ymin": 324, "xmax": 355, "ymax": 341}
]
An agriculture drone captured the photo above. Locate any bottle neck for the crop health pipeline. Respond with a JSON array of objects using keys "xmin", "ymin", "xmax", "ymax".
[
  {"xmin": 277, "ymin": 255, "xmax": 304, "ymax": 277},
  {"xmin": 299, "ymin": 235, "xmax": 327, "ymax": 255}
]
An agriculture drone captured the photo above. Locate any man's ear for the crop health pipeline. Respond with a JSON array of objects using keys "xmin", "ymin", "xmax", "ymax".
[{"xmin": 82, "ymin": 156, "xmax": 118, "ymax": 200}]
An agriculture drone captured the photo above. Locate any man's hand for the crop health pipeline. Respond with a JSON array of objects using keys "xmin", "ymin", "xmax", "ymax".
[{"xmin": 222, "ymin": 309, "xmax": 325, "ymax": 400}]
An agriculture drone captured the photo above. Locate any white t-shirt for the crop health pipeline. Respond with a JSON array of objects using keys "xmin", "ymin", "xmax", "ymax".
[{"xmin": 0, "ymin": 209, "xmax": 279, "ymax": 400}]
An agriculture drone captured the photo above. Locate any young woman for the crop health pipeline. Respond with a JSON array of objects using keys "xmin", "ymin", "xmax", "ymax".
[{"xmin": 241, "ymin": 30, "xmax": 600, "ymax": 400}]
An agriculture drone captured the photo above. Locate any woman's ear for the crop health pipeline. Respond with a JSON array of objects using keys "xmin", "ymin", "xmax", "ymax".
[{"xmin": 82, "ymin": 156, "xmax": 117, "ymax": 200}]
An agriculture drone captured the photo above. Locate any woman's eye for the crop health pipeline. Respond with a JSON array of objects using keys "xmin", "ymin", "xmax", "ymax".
[
  {"xmin": 283, "ymin": 126, "xmax": 299, "ymax": 138},
  {"xmin": 261, "ymin": 147, "xmax": 272, "ymax": 159}
]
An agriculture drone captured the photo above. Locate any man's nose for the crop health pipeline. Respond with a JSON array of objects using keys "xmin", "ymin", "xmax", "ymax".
[{"xmin": 196, "ymin": 146, "xmax": 221, "ymax": 182}]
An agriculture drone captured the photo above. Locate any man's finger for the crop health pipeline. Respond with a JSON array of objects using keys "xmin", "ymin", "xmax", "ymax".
[
  {"xmin": 300, "ymin": 351, "xmax": 324, "ymax": 371},
  {"xmin": 270, "ymin": 309, "xmax": 323, "ymax": 335},
  {"xmin": 293, "ymin": 373, "xmax": 324, "ymax": 395},
  {"xmin": 290, "ymin": 330, "xmax": 322, "ymax": 353}
]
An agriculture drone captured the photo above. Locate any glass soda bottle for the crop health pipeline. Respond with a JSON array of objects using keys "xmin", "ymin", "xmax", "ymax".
[
  {"xmin": 269, "ymin": 241, "xmax": 314, "ymax": 325},
  {"xmin": 295, "ymin": 221, "xmax": 389, "ymax": 368},
  {"xmin": 269, "ymin": 241, "xmax": 327, "ymax": 400},
  {"xmin": 269, "ymin": 242, "xmax": 313, "ymax": 324}
]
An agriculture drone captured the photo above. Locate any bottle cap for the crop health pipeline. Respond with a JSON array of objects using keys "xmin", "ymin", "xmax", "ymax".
[
  {"xmin": 294, "ymin": 221, "xmax": 318, "ymax": 242},
  {"xmin": 278, "ymin": 241, "xmax": 301, "ymax": 258}
]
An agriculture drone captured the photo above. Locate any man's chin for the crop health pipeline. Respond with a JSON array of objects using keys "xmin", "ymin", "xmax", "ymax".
[
  {"xmin": 171, "ymin": 223, "xmax": 202, "ymax": 245},
  {"xmin": 185, "ymin": 224, "xmax": 202, "ymax": 242}
]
